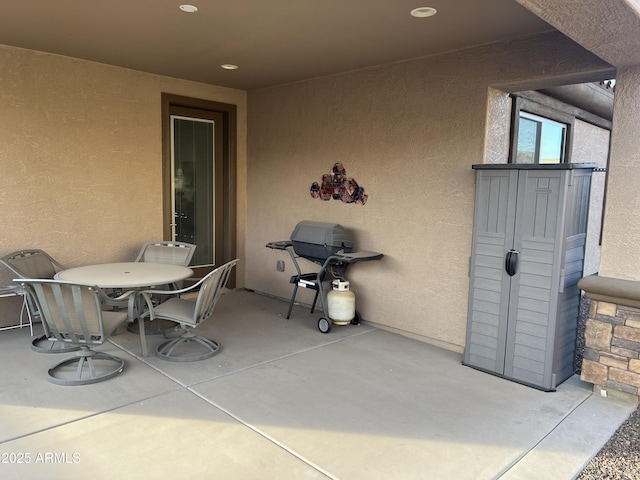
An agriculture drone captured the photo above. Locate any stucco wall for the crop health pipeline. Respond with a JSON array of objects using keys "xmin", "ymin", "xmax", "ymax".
[
  {"xmin": 599, "ymin": 66, "xmax": 640, "ymax": 281},
  {"xmin": 246, "ymin": 32, "xmax": 611, "ymax": 351},
  {"xmin": 0, "ymin": 45, "xmax": 247, "ymax": 316},
  {"xmin": 572, "ymin": 120, "xmax": 610, "ymax": 276}
]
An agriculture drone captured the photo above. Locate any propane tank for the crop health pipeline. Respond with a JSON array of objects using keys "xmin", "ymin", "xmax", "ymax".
[{"xmin": 327, "ymin": 280, "xmax": 355, "ymax": 325}]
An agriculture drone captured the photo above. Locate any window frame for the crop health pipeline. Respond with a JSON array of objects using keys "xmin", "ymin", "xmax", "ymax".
[{"xmin": 509, "ymin": 95, "xmax": 575, "ymax": 165}]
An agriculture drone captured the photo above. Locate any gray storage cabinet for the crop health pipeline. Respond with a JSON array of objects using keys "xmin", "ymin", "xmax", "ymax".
[{"xmin": 464, "ymin": 164, "xmax": 594, "ymax": 391}]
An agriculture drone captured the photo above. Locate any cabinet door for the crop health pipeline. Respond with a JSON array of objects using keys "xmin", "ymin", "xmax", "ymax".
[
  {"xmin": 464, "ymin": 169, "xmax": 518, "ymax": 374},
  {"xmin": 503, "ymin": 169, "xmax": 565, "ymax": 388}
]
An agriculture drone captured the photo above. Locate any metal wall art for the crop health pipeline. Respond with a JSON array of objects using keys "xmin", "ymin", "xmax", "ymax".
[{"xmin": 310, "ymin": 163, "xmax": 368, "ymax": 205}]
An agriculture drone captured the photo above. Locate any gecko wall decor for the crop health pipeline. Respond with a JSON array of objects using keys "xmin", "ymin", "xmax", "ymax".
[{"xmin": 310, "ymin": 163, "xmax": 368, "ymax": 205}]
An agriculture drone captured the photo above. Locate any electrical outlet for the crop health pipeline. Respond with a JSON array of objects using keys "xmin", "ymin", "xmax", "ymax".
[{"xmin": 276, "ymin": 260, "xmax": 285, "ymax": 272}]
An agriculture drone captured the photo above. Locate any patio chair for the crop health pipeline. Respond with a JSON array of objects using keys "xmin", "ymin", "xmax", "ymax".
[
  {"xmin": 126, "ymin": 241, "xmax": 197, "ymax": 334},
  {"xmin": 137, "ymin": 259, "xmax": 237, "ymax": 362},
  {"xmin": 19, "ymin": 279, "xmax": 132, "ymax": 385},
  {"xmin": 0, "ymin": 249, "xmax": 78, "ymax": 353},
  {"xmin": 135, "ymin": 241, "xmax": 197, "ymax": 266}
]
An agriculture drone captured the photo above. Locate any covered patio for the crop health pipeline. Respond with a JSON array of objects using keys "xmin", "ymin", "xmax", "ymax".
[
  {"xmin": 2, "ymin": 1, "xmax": 640, "ymax": 477},
  {"xmin": 0, "ymin": 290, "xmax": 635, "ymax": 479}
]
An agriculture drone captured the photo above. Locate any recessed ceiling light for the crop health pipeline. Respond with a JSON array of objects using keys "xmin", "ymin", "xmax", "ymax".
[
  {"xmin": 179, "ymin": 5, "xmax": 198, "ymax": 13},
  {"xmin": 410, "ymin": 7, "xmax": 437, "ymax": 18},
  {"xmin": 221, "ymin": 64, "xmax": 239, "ymax": 70}
]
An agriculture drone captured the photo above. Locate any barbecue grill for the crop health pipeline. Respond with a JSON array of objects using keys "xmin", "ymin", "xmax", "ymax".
[{"xmin": 267, "ymin": 220, "xmax": 383, "ymax": 333}]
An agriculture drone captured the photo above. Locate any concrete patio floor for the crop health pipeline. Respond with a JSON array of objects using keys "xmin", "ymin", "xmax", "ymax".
[{"xmin": 0, "ymin": 289, "xmax": 636, "ymax": 480}]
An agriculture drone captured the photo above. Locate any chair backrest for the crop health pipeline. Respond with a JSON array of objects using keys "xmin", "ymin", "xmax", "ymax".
[
  {"xmin": 192, "ymin": 259, "xmax": 238, "ymax": 326},
  {"xmin": 20, "ymin": 279, "xmax": 115, "ymax": 346},
  {"xmin": 135, "ymin": 241, "xmax": 196, "ymax": 266},
  {"xmin": 0, "ymin": 249, "xmax": 66, "ymax": 279}
]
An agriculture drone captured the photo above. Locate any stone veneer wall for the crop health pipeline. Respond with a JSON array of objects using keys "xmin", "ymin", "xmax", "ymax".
[{"xmin": 579, "ymin": 275, "xmax": 640, "ymax": 398}]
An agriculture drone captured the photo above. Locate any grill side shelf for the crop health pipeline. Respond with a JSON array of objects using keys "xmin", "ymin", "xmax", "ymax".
[
  {"xmin": 324, "ymin": 251, "xmax": 384, "ymax": 264},
  {"xmin": 266, "ymin": 241, "xmax": 292, "ymax": 250}
]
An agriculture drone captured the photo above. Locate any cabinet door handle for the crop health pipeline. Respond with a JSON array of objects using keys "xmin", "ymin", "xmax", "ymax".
[{"xmin": 505, "ymin": 249, "xmax": 519, "ymax": 276}]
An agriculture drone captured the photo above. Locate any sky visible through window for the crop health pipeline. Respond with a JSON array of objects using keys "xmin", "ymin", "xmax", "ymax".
[{"xmin": 516, "ymin": 112, "xmax": 566, "ymax": 164}]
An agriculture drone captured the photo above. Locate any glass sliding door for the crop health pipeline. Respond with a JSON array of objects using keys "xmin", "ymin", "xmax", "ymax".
[{"xmin": 170, "ymin": 115, "xmax": 223, "ymax": 266}]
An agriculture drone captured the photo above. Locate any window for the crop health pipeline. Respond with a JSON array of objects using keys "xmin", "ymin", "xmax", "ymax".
[
  {"xmin": 509, "ymin": 95, "xmax": 573, "ymax": 165},
  {"xmin": 515, "ymin": 112, "xmax": 567, "ymax": 164}
]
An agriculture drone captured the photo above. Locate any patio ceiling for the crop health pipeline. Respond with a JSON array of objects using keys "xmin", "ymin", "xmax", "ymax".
[{"xmin": 0, "ymin": 0, "xmax": 554, "ymax": 91}]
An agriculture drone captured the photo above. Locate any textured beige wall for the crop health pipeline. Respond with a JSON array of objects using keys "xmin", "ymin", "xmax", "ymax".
[
  {"xmin": 599, "ymin": 65, "xmax": 640, "ymax": 280},
  {"xmin": 572, "ymin": 120, "xmax": 610, "ymax": 277},
  {"xmin": 246, "ymin": 32, "xmax": 611, "ymax": 351},
  {"xmin": 0, "ymin": 45, "xmax": 247, "ymax": 299},
  {"xmin": 517, "ymin": 0, "xmax": 640, "ymax": 68}
]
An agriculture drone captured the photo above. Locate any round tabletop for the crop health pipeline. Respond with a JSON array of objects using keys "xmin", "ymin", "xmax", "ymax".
[{"xmin": 54, "ymin": 262, "xmax": 193, "ymax": 289}]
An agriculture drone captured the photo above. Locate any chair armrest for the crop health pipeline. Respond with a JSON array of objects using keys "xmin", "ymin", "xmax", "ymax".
[
  {"xmin": 98, "ymin": 288, "xmax": 135, "ymax": 306},
  {"xmin": 107, "ymin": 289, "xmax": 136, "ymax": 302},
  {"xmin": 138, "ymin": 273, "xmax": 209, "ymax": 297}
]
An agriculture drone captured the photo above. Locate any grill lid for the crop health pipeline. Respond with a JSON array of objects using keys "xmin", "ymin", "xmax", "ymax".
[{"xmin": 290, "ymin": 220, "xmax": 354, "ymax": 261}]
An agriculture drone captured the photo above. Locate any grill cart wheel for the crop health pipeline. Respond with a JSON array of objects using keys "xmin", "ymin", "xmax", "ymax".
[
  {"xmin": 318, "ymin": 317, "xmax": 332, "ymax": 334},
  {"xmin": 350, "ymin": 310, "xmax": 361, "ymax": 325}
]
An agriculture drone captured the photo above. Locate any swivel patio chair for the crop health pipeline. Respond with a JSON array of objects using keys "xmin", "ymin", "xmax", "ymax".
[
  {"xmin": 0, "ymin": 249, "xmax": 78, "ymax": 353},
  {"xmin": 19, "ymin": 279, "xmax": 132, "ymax": 385},
  {"xmin": 134, "ymin": 241, "xmax": 197, "ymax": 266},
  {"xmin": 137, "ymin": 259, "xmax": 237, "ymax": 362},
  {"xmin": 126, "ymin": 241, "xmax": 197, "ymax": 334}
]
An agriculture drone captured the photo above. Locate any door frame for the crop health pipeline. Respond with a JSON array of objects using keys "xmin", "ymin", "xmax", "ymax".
[{"xmin": 161, "ymin": 93, "xmax": 237, "ymax": 286}]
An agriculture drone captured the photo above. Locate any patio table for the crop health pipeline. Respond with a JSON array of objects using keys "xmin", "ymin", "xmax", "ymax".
[{"xmin": 55, "ymin": 262, "xmax": 193, "ymax": 356}]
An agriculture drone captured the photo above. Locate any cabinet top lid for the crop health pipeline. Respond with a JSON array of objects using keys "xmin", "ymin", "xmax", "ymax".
[{"xmin": 472, "ymin": 163, "xmax": 598, "ymax": 170}]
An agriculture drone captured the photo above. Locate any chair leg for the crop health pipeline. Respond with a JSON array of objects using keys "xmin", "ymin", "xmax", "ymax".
[
  {"xmin": 156, "ymin": 331, "xmax": 220, "ymax": 362},
  {"xmin": 47, "ymin": 347, "xmax": 124, "ymax": 386},
  {"xmin": 31, "ymin": 335, "xmax": 81, "ymax": 354}
]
